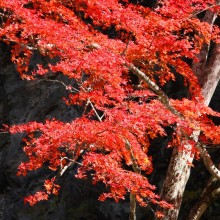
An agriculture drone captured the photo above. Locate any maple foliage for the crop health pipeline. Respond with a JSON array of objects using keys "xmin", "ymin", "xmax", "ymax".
[{"xmin": 1, "ymin": 0, "xmax": 220, "ymax": 217}]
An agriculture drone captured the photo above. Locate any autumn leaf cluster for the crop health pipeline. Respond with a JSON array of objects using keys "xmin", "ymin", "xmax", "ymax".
[{"xmin": 1, "ymin": 0, "xmax": 220, "ymax": 211}]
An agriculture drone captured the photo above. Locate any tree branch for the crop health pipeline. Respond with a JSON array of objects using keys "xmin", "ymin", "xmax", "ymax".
[
  {"xmin": 188, "ymin": 175, "xmax": 220, "ymax": 220},
  {"xmin": 129, "ymin": 64, "xmax": 220, "ymax": 181},
  {"xmin": 128, "ymin": 64, "xmax": 183, "ymax": 118},
  {"xmin": 196, "ymin": 143, "xmax": 220, "ymax": 180},
  {"xmin": 60, "ymin": 157, "xmax": 82, "ymax": 176}
]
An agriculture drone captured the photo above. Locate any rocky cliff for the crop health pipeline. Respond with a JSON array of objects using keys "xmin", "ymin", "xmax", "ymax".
[{"xmin": 0, "ymin": 42, "xmax": 137, "ymax": 220}]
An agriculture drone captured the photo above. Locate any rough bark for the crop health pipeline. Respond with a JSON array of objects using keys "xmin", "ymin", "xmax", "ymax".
[
  {"xmin": 156, "ymin": 8, "xmax": 220, "ymax": 220},
  {"xmin": 125, "ymin": 140, "xmax": 140, "ymax": 220},
  {"xmin": 201, "ymin": 43, "xmax": 220, "ymax": 106},
  {"xmin": 129, "ymin": 193, "xmax": 137, "ymax": 220},
  {"xmin": 156, "ymin": 146, "xmax": 194, "ymax": 220}
]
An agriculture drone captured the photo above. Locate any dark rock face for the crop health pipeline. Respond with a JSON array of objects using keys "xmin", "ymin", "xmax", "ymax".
[{"xmin": 0, "ymin": 42, "xmax": 134, "ymax": 220}]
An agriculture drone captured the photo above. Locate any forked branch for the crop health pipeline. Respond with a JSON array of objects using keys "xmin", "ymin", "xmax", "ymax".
[{"xmin": 129, "ymin": 64, "xmax": 220, "ymax": 181}]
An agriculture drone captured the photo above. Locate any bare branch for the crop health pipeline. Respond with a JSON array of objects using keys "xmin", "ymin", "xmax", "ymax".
[
  {"xmin": 190, "ymin": 3, "xmax": 220, "ymax": 18},
  {"xmin": 128, "ymin": 65, "xmax": 183, "ymax": 118},
  {"xmin": 188, "ymin": 175, "xmax": 220, "ymax": 220},
  {"xmin": 87, "ymin": 99, "xmax": 104, "ymax": 122},
  {"xmin": 60, "ymin": 157, "xmax": 82, "ymax": 176},
  {"xmin": 196, "ymin": 143, "xmax": 220, "ymax": 179},
  {"xmin": 31, "ymin": 78, "xmax": 79, "ymax": 93}
]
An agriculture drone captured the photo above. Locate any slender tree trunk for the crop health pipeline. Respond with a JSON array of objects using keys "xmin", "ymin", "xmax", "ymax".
[
  {"xmin": 188, "ymin": 164, "xmax": 220, "ymax": 219},
  {"xmin": 125, "ymin": 140, "xmax": 139, "ymax": 220},
  {"xmin": 129, "ymin": 193, "xmax": 136, "ymax": 220},
  {"xmin": 188, "ymin": 176, "xmax": 220, "ymax": 220},
  {"xmin": 156, "ymin": 7, "xmax": 220, "ymax": 220}
]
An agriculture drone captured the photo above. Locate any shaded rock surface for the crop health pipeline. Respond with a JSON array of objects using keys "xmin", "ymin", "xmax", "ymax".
[{"xmin": 0, "ymin": 42, "xmax": 134, "ymax": 220}]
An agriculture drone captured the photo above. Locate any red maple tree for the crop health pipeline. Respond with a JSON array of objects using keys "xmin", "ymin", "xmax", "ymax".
[{"xmin": 1, "ymin": 0, "xmax": 220, "ymax": 219}]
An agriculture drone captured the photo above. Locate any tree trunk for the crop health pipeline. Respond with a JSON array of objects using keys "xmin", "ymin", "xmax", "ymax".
[
  {"xmin": 129, "ymin": 193, "xmax": 136, "ymax": 220},
  {"xmin": 156, "ymin": 8, "xmax": 220, "ymax": 220},
  {"xmin": 156, "ymin": 146, "xmax": 194, "ymax": 220}
]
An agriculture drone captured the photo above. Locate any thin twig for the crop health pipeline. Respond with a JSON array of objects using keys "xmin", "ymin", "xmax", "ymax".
[
  {"xmin": 60, "ymin": 157, "xmax": 82, "ymax": 176},
  {"xmin": 190, "ymin": 3, "xmax": 220, "ymax": 18},
  {"xmin": 31, "ymin": 78, "xmax": 79, "ymax": 92},
  {"xmin": 121, "ymin": 34, "xmax": 132, "ymax": 56},
  {"xmin": 88, "ymin": 99, "xmax": 104, "ymax": 122}
]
